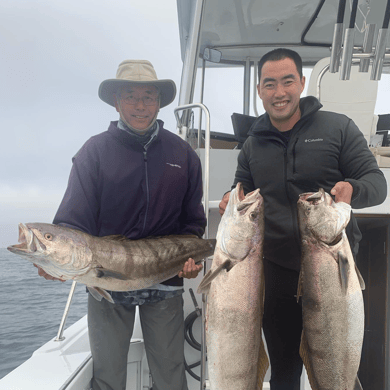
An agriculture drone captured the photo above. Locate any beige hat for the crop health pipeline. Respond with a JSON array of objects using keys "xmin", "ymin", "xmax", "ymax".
[{"xmin": 98, "ymin": 60, "xmax": 176, "ymax": 108}]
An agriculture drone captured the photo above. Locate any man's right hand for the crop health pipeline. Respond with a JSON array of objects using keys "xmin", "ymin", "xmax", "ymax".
[
  {"xmin": 34, "ymin": 264, "xmax": 66, "ymax": 282},
  {"xmin": 219, "ymin": 192, "xmax": 231, "ymax": 216}
]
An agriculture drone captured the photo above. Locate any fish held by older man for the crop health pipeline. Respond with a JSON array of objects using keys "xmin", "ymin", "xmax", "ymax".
[
  {"xmin": 297, "ymin": 188, "xmax": 365, "ymax": 390},
  {"xmin": 7, "ymin": 223, "xmax": 216, "ymax": 303},
  {"xmin": 197, "ymin": 183, "xmax": 269, "ymax": 390}
]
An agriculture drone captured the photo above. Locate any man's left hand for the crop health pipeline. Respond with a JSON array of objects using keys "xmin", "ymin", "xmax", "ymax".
[
  {"xmin": 330, "ymin": 181, "xmax": 353, "ymax": 204},
  {"xmin": 178, "ymin": 258, "xmax": 203, "ymax": 279}
]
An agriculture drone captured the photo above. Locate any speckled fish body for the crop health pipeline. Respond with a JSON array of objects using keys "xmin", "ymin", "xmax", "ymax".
[
  {"xmin": 198, "ymin": 183, "xmax": 269, "ymax": 390},
  {"xmin": 297, "ymin": 189, "xmax": 365, "ymax": 390},
  {"xmin": 7, "ymin": 223, "xmax": 216, "ymax": 302}
]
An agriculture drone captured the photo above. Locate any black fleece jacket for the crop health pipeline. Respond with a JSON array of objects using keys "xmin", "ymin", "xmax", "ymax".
[{"xmin": 233, "ymin": 96, "xmax": 387, "ymax": 271}]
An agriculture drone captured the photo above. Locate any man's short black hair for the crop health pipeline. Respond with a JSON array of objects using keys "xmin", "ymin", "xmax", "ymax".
[{"xmin": 258, "ymin": 48, "xmax": 303, "ymax": 81}]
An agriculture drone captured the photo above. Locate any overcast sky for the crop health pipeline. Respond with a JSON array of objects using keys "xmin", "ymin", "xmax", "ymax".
[
  {"xmin": 0, "ymin": 0, "xmax": 187, "ymax": 247},
  {"xmin": 1, "ymin": 0, "xmax": 389, "ymax": 248}
]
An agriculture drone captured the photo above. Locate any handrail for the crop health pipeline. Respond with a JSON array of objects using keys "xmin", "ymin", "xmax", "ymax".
[
  {"xmin": 55, "ymin": 281, "xmax": 78, "ymax": 341},
  {"xmin": 174, "ymin": 103, "xmax": 211, "ymax": 241},
  {"xmin": 174, "ymin": 103, "xmax": 210, "ymax": 390}
]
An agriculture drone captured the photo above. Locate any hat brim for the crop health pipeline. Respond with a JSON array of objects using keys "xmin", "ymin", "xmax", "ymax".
[{"xmin": 98, "ymin": 79, "xmax": 176, "ymax": 108}]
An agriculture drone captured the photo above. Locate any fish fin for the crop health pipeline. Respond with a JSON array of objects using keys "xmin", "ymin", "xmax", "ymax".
[
  {"xmin": 355, "ymin": 263, "xmax": 366, "ymax": 290},
  {"xmin": 354, "ymin": 376, "xmax": 363, "ymax": 390},
  {"xmin": 256, "ymin": 336, "xmax": 269, "ymax": 390},
  {"xmin": 338, "ymin": 251, "xmax": 350, "ymax": 294},
  {"xmin": 94, "ymin": 268, "xmax": 128, "ymax": 280},
  {"xmin": 87, "ymin": 286, "xmax": 114, "ymax": 304},
  {"xmin": 299, "ymin": 330, "xmax": 319, "ymax": 390},
  {"xmin": 197, "ymin": 259, "xmax": 232, "ymax": 294}
]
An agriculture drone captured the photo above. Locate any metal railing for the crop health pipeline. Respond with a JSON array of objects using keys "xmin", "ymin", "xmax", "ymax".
[
  {"xmin": 174, "ymin": 103, "xmax": 211, "ymax": 390},
  {"xmin": 55, "ymin": 281, "xmax": 78, "ymax": 342}
]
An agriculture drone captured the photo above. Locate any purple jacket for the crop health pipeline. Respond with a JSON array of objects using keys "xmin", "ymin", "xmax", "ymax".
[{"xmin": 53, "ymin": 120, "xmax": 206, "ymax": 286}]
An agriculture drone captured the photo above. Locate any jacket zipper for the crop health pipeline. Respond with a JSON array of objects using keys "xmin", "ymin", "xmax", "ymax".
[
  {"xmin": 285, "ymin": 138, "xmax": 302, "ymax": 250},
  {"xmin": 140, "ymin": 133, "xmax": 158, "ymax": 236},
  {"xmin": 141, "ymin": 149, "xmax": 150, "ymax": 236},
  {"xmin": 292, "ymin": 138, "xmax": 299, "ymax": 174}
]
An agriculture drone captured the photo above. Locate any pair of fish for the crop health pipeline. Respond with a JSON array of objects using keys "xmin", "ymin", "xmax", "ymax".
[
  {"xmin": 8, "ymin": 185, "xmax": 365, "ymax": 389},
  {"xmin": 197, "ymin": 186, "xmax": 364, "ymax": 390}
]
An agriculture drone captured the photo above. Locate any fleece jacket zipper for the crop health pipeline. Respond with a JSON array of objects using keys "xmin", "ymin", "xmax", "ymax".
[{"xmin": 140, "ymin": 134, "xmax": 157, "ymax": 237}]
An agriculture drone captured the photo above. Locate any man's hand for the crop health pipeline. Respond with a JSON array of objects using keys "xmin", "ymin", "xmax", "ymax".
[
  {"xmin": 330, "ymin": 181, "xmax": 353, "ymax": 204},
  {"xmin": 178, "ymin": 258, "xmax": 203, "ymax": 279},
  {"xmin": 34, "ymin": 264, "xmax": 66, "ymax": 282},
  {"xmin": 219, "ymin": 192, "xmax": 231, "ymax": 216}
]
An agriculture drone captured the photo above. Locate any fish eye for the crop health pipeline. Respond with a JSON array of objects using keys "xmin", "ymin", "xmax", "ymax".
[
  {"xmin": 249, "ymin": 212, "xmax": 258, "ymax": 220},
  {"xmin": 44, "ymin": 233, "xmax": 53, "ymax": 241}
]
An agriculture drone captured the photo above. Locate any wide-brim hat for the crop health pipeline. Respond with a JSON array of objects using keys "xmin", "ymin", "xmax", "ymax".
[{"xmin": 98, "ymin": 60, "xmax": 176, "ymax": 108}]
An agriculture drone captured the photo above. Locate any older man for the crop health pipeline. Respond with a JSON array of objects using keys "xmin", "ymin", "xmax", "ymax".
[{"xmin": 38, "ymin": 60, "xmax": 206, "ymax": 390}]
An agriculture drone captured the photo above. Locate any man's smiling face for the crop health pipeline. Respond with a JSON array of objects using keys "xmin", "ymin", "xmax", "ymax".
[
  {"xmin": 115, "ymin": 85, "xmax": 159, "ymax": 133},
  {"xmin": 257, "ymin": 57, "xmax": 305, "ymax": 132}
]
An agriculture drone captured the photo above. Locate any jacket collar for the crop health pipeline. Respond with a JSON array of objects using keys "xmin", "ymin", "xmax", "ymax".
[
  {"xmin": 248, "ymin": 96, "xmax": 322, "ymax": 137},
  {"xmin": 108, "ymin": 119, "xmax": 164, "ymax": 148}
]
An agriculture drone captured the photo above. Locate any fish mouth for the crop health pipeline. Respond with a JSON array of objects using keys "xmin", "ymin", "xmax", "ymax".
[
  {"xmin": 299, "ymin": 188, "xmax": 330, "ymax": 206},
  {"xmin": 235, "ymin": 183, "xmax": 262, "ymax": 211},
  {"xmin": 217, "ymin": 183, "xmax": 263, "ymax": 259},
  {"xmin": 7, "ymin": 223, "xmax": 46, "ymax": 255},
  {"xmin": 298, "ymin": 189, "xmax": 351, "ymax": 243}
]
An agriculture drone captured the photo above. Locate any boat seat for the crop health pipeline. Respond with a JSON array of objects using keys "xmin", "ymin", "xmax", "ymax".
[
  {"xmin": 306, "ymin": 57, "xmax": 379, "ymax": 145},
  {"xmin": 231, "ymin": 112, "xmax": 257, "ymax": 148}
]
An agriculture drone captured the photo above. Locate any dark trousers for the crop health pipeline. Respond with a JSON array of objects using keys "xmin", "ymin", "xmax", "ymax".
[
  {"xmin": 88, "ymin": 294, "xmax": 188, "ymax": 390},
  {"xmin": 262, "ymin": 259, "xmax": 303, "ymax": 390}
]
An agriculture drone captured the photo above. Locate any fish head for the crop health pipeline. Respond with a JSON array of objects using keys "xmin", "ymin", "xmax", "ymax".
[
  {"xmin": 297, "ymin": 188, "xmax": 351, "ymax": 245},
  {"xmin": 217, "ymin": 183, "xmax": 264, "ymax": 262},
  {"xmin": 7, "ymin": 223, "xmax": 93, "ymax": 280}
]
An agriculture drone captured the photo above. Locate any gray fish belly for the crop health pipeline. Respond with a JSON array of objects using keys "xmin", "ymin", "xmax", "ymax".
[
  {"xmin": 206, "ymin": 248, "xmax": 268, "ymax": 390},
  {"xmin": 300, "ymin": 240, "xmax": 364, "ymax": 390}
]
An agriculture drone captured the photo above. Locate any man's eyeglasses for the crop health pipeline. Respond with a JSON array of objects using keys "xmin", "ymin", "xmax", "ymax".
[{"xmin": 121, "ymin": 94, "xmax": 159, "ymax": 106}]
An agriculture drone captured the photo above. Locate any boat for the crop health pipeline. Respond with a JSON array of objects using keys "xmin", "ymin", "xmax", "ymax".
[{"xmin": 1, "ymin": 0, "xmax": 390, "ymax": 389}]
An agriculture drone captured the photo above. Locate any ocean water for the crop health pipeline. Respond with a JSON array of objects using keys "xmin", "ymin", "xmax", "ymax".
[{"xmin": 0, "ymin": 248, "xmax": 88, "ymax": 379}]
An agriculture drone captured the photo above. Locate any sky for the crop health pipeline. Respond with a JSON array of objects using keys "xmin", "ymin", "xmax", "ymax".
[
  {"xmin": 1, "ymin": 0, "xmax": 389, "ymax": 248},
  {"xmin": 0, "ymin": 0, "xmax": 253, "ymax": 248},
  {"xmin": 0, "ymin": 0, "xmax": 187, "ymax": 247}
]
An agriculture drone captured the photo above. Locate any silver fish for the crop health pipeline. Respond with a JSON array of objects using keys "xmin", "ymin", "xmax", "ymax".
[
  {"xmin": 297, "ymin": 188, "xmax": 365, "ymax": 390},
  {"xmin": 198, "ymin": 183, "xmax": 269, "ymax": 390},
  {"xmin": 8, "ymin": 223, "xmax": 216, "ymax": 303}
]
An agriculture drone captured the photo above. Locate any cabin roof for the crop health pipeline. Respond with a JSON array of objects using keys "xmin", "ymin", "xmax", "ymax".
[{"xmin": 177, "ymin": 0, "xmax": 389, "ymax": 67}]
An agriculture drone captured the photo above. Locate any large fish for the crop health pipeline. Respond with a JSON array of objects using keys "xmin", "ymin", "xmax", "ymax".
[
  {"xmin": 198, "ymin": 183, "xmax": 269, "ymax": 390},
  {"xmin": 297, "ymin": 188, "xmax": 365, "ymax": 390},
  {"xmin": 7, "ymin": 223, "xmax": 216, "ymax": 303}
]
